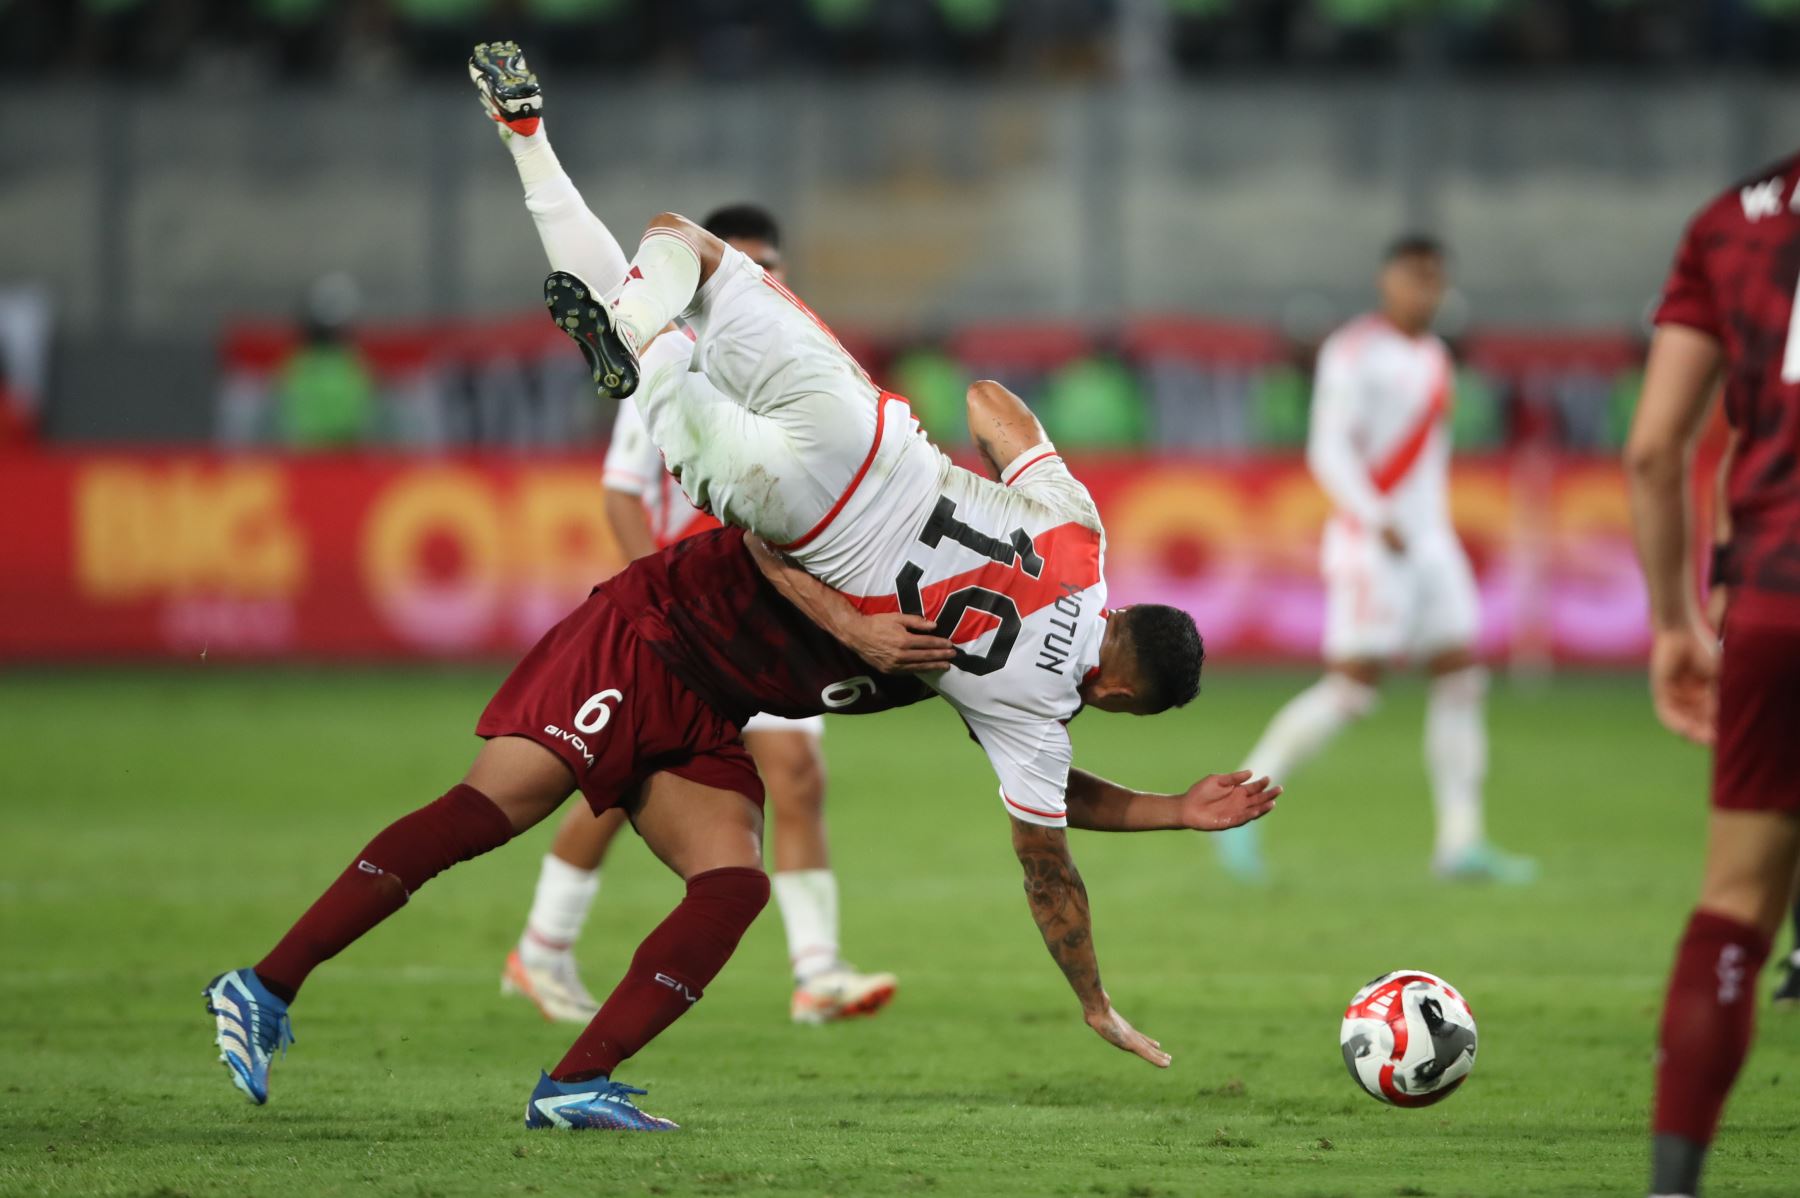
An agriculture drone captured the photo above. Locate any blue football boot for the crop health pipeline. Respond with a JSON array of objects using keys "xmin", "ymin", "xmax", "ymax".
[
  {"xmin": 203, "ymin": 968, "xmax": 295, "ymax": 1104},
  {"xmin": 524, "ymin": 1071, "xmax": 679, "ymax": 1131}
]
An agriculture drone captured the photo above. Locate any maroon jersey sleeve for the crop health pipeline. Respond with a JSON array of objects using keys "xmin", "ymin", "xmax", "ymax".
[
  {"xmin": 597, "ymin": 526, "xmax": 934, "ymax": 727},
  {"xmin": 1654, "ymin": 213, "xmax": 1723, "ymax": 339}
]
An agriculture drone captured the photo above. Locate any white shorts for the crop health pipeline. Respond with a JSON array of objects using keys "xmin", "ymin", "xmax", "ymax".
[
  {"xmin": 634, "ymin": 246, "xmax": 881, "ymax": 547},
  {"xmin": 1321, "ymin": 522, "xmax": 1479, "ymax": 663},
  {"xmin": 741, "ymin": 712, "xmax": 826, "ymax": 738}
]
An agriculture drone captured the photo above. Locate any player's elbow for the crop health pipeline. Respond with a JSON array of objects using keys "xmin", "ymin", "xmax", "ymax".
[
  {"xmin": 965, "ymin": 379, "xmax": 1017, "ymax": 426},
  {"xmin": 1622, "ymin": 431, "xmax": 1681, "ymax": 483}
]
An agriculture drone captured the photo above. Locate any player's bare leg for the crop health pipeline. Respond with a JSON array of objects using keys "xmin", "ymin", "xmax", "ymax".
[
  {"xmin": 1422, "ymin": 648, "xmax": 1536, "ymax": 884},
  {"xmin": 205, "ymin": 736, "xmax": 575, "ymax": 1104},
  {"xmin": 1218, "ymin": 660, "xmax": 1381, "ymax": 881},
  {"xmin": 528, "ymin": 775, "xmax": 769, "ymax": 1130},
  {"xmin": 1652, "ymin": 809, "xmax": 1800, "ymax": 1196},
  {"xmin": 749, "ymin": 728, "xmax": 899, "ymax": 1024},
  {"xmin": 503, "ymin": 804, "xmax": 632, "ymax": 1022}
]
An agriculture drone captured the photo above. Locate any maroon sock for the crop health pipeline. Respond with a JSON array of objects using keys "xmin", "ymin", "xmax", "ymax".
[
  {"xmin": 552, "ymin": 866, "xmax": 769, "ymax": 1082},
  {"xmin": 255, "ymin": 784, "xmax": 514, "ymax": 1003},
  {"xmin": 1652, "ymin": 910, "xmax": 1770, "ymax": 1146}
]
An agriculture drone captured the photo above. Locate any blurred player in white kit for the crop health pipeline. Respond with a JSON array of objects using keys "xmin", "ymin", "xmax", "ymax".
[
  {"xmin": 489, "ymin": 176, "xmax": 898, "ymax": 1021},
  {"xmin": 1217, "ymin": 236, "xmax": 1536, "ymax": 884}
]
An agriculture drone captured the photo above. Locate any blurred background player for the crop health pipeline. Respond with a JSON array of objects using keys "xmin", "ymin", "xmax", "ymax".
[
  {"xmin": 1216, "ymin": 236, "xmax": 1536, "ymax": 884},
  {"xmin": 1629, "ymin": 150, "xmax": 1800, "ymax": 1198},
  {"xmin": 486, "ymin": 95, "xmax": 897, "ymax": 1026}
]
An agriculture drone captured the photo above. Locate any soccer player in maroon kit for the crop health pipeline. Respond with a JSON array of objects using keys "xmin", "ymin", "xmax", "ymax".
[
  {"xmin": 1627, "ymin": 153, "xmax": 1800, "ymax": 1197},
  {"xmin": 204, "ymin": 509, "xmax": 1279, "ymax": 1128}
]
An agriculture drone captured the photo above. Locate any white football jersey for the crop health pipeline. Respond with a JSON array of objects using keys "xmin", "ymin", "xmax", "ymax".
[
  {"xmin": 632, "ymin": 245, "xmax": 1110, "ymax": 827},
  {"xmin": 601, "ymin": 330, "xmax": 721, "ymax": 549},
  {"xmin": 1307, "ymin": 314, "xmax": 1455, "ymax": 540},
  {"xmin": 814, "ymin": 433, "xmax": 1109, "ymax": 829}
]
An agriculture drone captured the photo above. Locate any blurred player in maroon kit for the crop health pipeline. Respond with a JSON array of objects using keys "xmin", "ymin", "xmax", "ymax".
[{"xmin": 1627, "ymin": 153, "xmax": 1800, "ymax": 1198}]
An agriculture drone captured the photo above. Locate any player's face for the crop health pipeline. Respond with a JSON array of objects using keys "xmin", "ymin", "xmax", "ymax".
[
  {"xmin": 728, "ymin": 237, "xmax": 784, "ymax": 283},
  {"xmin": 1379, "ymin": 252, "xmax": 1446, "ymax": 332}
]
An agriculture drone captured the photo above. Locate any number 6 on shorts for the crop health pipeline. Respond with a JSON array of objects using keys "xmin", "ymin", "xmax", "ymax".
[{"xmin": 574, "ymin": 689, "xmax": 624, "ymax": 734}]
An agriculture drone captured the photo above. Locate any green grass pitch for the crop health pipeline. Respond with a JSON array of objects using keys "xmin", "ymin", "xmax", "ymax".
[{"xmin": 1, "ymin": 667, "xmax": 1796, "ymax": 1197}]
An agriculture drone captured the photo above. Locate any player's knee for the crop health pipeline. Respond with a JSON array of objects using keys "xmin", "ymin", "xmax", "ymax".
[
  {"xmin": 1428, "ymin": 663, "xmax": 1488, "ymax": 707},
  {"xmin": 646, "ymin": 211, "xmax": 698, "ymax": 237},
  {"xmin": 752, "ymin": 735, "xmax": 827, "ymax": 817},
  {"xmin": 1322, "ymin": 671, "xmax": 1380, "ymax": 719},
  {"xmin": 689, "ymin": 864, "xmax": 771, "ymax": 923},
  {"xmin": 1696, "ymin": 885, "xmax": 1789, "ymax": 940},
  {"xmin": 1699, "ymin": 859, "xmax": 1795, "ymax": 938}
]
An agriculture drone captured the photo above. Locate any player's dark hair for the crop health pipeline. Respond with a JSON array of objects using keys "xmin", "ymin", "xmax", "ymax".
[
  {"xmin": 1385, "ymin": 232, "xmax": 1445, "ymax": 263},
  {"xmin": 1117, "ymin": 604, "xmax": 1204, "ymax": 713},
  {"xmin": 703, "ymin": 203, "xmax": 781, "ymax": 249}
]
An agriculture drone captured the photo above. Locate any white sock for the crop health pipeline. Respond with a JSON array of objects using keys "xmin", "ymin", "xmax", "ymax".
[
  {"xmin": 520, "ymin": 854, "xmax": 600, "ymax": 966},
  {"xmin": 772, "ymin": 868, "xmax": 840, "ymax": 984},
  {"xmin": 1426, "ymin": 666, "xmax": 1489, "ymax": 864},
  {"xmin": 606, "ymin": 227, "xmax": 702, "ymax": 354},
  {"xmin": 505, "ymin": 119, "xmax": 632, "ymax": 290},
  {"xmin": 1242, "ymin": 673, "xmax": 1377, "ymax": 784}
]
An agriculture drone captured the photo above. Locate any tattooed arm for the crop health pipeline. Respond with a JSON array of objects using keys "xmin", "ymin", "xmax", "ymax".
[{"xmin": 1010, "ymin": 817, "xmax": 1172, "ymax": 1068}]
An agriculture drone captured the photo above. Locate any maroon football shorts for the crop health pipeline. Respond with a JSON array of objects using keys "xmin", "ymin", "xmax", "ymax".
[
  {"xmin": 476, "ymin": 590, "xmax": 765, "ymax": 816},
  {"xmin": 1712, "ymin": 592, "xmax": 1800, "ymax": 815}
]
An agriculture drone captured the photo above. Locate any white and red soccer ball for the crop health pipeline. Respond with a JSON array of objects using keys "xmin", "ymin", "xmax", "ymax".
[{"xmin": 1339, "ymin": 970, "xmax": 1477, "ymax": 1107}]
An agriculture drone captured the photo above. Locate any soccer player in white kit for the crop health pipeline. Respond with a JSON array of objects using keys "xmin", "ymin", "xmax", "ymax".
[
  {"xmin": 497, "ymin": 199, "xmax": 899, "ymax": 1028},
  {"xmin": 1217, "ymin": 237, "xmax": 1536, "ymax": 884},
  {"xmin": 470, "ymin": 42, "xmax": 1279, "ymax": 1067}
]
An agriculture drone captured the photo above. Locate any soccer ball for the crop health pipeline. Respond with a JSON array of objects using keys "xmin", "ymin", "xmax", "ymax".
[{"xmin": 1339, "ymin": 970, "xmax": 1477, "ymax": 1107}]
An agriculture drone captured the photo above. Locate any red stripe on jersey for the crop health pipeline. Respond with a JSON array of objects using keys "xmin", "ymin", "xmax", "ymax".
[
  {"xmin": 1004, "ymin": 450, "xmax": 1059, "ymax": 486},
  {"xmin": 1004, "ymin": 793, "xmax": 1065, "ymax": 820},
  {"xmin": 773, "ymin": 392, "xmax": 905, "ymax": 553},
  {"xmin": 852, "ymin": 522, "xmax": 1103, "ymax": 643},
  {"xmin": 1369, "ymin": 365, "xmax": 1452, "ymax": 494}
]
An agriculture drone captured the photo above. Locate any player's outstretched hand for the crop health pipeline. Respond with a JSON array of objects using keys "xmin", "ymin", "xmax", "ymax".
[
  {"xmin": 1086, "ymin": 999, "xmax": 1171, "ymax": 1068},
  {"xmin": 1177, "ymin": 770, "xmax": 1280, "ymax": 832},
  {"xmin": 847, "ymin": 612, "xmax": 957, "ymax": 675},
  {"xmin": 1649, "ymin": 622, "xmax": 1719, "ymax": 746}
]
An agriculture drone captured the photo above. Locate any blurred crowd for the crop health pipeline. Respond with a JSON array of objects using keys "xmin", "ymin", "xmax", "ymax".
[
  {"xmin": 239, "ymin": 281, "xmax": 1641, "ymax": 456},
  {"xmin": 15, "ymin": 0, "xmax": 1800, "ymax": 81}
]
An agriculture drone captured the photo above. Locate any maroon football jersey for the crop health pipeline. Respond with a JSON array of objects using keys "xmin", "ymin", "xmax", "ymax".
[
  {"xmin": 1657, "ymin": 153, "xmax": 1800, "ymax": 600},
  {"xmin": 596, "ymin": 525, "xmax": 933, "ymax": 727}
]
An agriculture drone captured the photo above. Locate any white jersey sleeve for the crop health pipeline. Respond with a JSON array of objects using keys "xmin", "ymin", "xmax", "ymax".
[
  {"xmin": 601, "ymin": 397, "xmax": 659, "ymax": 497},
  {"xmin": 965, "ymin": 711, "xmax": 1074, "ymax": 827},
  {"xmin": 1306, "ymin": 335, "xmax": 1390, "ymax": 528},
  {"xmin": 999, "ymin": 441, "xmax": 1104, "ymax": 535}
]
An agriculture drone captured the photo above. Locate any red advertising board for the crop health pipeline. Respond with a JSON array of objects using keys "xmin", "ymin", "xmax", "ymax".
[{"xmin": 0, "ymin": 450, "xmax": 1650, "ymax": 665}]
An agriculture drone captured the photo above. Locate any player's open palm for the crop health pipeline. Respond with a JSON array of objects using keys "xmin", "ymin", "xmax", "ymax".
[
  {"xmin": 1649, "ymin": 623, "xmax": 1719, "ymax": 746},
  {"xmin": 1179, "ymin": 770, "xmax": 1281, "ymax": 832},
  {"xmin": 1086, "ymin": 999, "xmax": 1171, "ymax": 1068}
]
